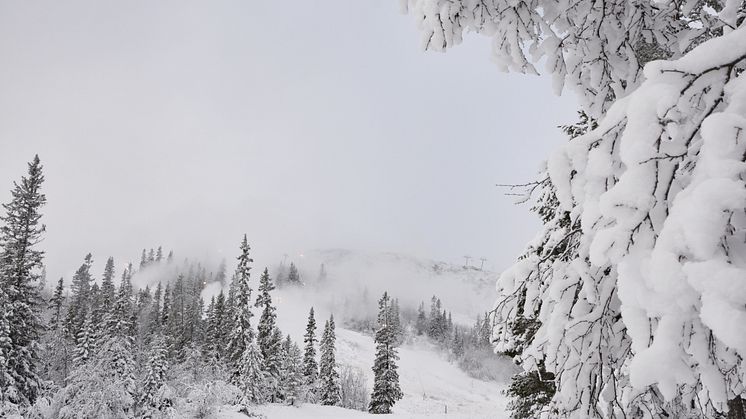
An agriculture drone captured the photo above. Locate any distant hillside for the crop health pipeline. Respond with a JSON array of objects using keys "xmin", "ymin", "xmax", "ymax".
[{"xmin": 283, "ymin": 249, "xmax": 499, "ymax": 324}]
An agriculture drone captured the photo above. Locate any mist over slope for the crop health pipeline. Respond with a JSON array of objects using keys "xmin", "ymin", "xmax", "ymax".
[{"xmin": 284, "ymin": 248, "xmax": 499, "ymax": 324}]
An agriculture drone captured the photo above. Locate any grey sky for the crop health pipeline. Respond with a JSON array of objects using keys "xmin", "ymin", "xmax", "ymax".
[{"xmin": 0, "ymin": 0, "xmax": 577, "ymax": 280}]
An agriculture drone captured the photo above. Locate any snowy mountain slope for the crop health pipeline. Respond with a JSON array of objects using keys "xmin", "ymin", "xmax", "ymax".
[
  {"xmin": 212, "ymin": 249, "xmax": 516, "ymax": 418},
  {"xmin": 332, "ymin": 328, "xmax": 515, "ymax": 418},
  {"xmin": 218, "ymin": 327, "xmax": 516, "ymax": 419}
]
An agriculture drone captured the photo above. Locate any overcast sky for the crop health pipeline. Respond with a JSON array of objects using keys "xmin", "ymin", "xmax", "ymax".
[{"xmin": 0, "ymin": 0, "xmax": 577, "ymax": 280}]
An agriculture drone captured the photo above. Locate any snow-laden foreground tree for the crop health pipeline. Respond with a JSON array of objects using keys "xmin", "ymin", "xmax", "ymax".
[
  {"xmin": 402, "ymin": 1, "xmax": 746, "ymax": 417},
  {"xmin": 0, "ymin": 156, "xmax": 46, "ymax": 413}
]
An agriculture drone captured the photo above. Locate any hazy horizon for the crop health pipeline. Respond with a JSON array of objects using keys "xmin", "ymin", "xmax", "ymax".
[{"xmin": 0, "ymin": 0, "xmax": 577, "ymax": 282}]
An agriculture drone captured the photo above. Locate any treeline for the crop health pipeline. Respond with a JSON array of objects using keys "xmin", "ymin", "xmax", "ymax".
[
  {"xmin": 0, "ymin": 156, "xmax": 406, "ymax": 418},
  {"xmin": 35, "ymin": 235, "xmax": 348, "ymax": 418},
  {"xmin": 412, "ymin": 297, "xmax": 498, "ymax": 380}
]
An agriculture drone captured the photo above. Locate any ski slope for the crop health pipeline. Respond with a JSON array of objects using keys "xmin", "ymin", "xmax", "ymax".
[{"xmin": 219, "ymin": 327, "xmax": 516, "ymax": 418}]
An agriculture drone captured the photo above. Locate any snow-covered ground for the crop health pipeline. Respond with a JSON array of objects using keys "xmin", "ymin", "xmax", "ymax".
[
  {"xmin": 219, "ymin": 327, "xmax": 516, "ymax": 419},
  {"xmin": 334, "ymin": 328, "xmax": 515, "ymax": 417}
]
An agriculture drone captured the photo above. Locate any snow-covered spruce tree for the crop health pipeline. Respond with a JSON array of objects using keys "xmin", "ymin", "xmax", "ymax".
[
  {"xmin": 264, "ymin": 327, "xmax": 284, "ymax": 400},
  {"xmin": 403, "ymin": 1, "xmax": 746, "ymax": 417},
  {"xmin": 254, "ymin": 267, "xmax": 282, "ymax": 398},
  {"xmin": 208, "ymin": 290, "xmax": 229, "ymax": 363},
  {"xmin": 227, "ymin": 235, "xmax": 254, "ymax": 377},
  {"xmin": 451, "ymin": 328, "xmax": 465, "ymax": 358},
  {"xmin": 89, "ymin": 283, "xmax": 107, "ymax": 336},
  {"xmin": 167, "ymin": 274, "xmax": 189, "ymax": 359},
  {"xmin": 106, "ymin": 267, "xmax": 135, "ymax": 341},
  {"xmin": 302, "ymin": 307, "xmax": 319, "ymax": 400},
  {"xmin": 0, "ymin": 287, "xmax": 13, "ymax": 411},
  {"xmin": 427, "ymin": 296, "xmax": 445, "ymax": 341},
  {"xmin": 139, "ymin": 249, "xmax": 148, "ymax": 270},
  {"xmin": 73, "ymin": 311, "xmax": 95, "ymax": 366},
  {"xmin": 139, "ymin": 335, "xmax": 170, "ymax": 415},
  {"xmin": 0, "ymin": 155, "xmax": 46, "ymax": 408},
  {"xmin": 287, "ymin": 262, "xmax": 301, "ymax": 286},
  {"xmin": 161, "ymin": 283, "xmax": 171, "ymax": 328},
  {"xmin": 58, "ymin": 335, "xmax": 137, "ymax": 419},
  {"xmin": 319, "ymin": 315, "xmax": 341, "ymax": 406},
  {"xmin": 100, "ymin": 257, "xmax": 116, "ymax": 313},
  {"xmin": 274, "ymin": 263, "xmax": 288, "ymax": 288},
  {"xmin": 237, "ymin": 341, "xmax": 267, "ymax": 405},
  {"xmin": 368, "ymin": 292, "xmax": 403, "ymax": 414},
  {"xmin": 65, "ymin": 253, "xmax": 94, "ymax": 339},
  {"xmin": 415, "ymin": 302, "xmax": 427, "ymax": 336},
  {"xmin": 278, "ymin": 335, "xmax": 304, "ymax": 405},
  {"xmin": 42, "ymin": 277, "xmax": 73, "ymax": 386},
  {"xmin": 48, "ymin": 277, "xmax": 66, "ymax": 331}
]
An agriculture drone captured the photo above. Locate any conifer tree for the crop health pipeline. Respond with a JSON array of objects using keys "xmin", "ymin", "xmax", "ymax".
[
  {"xmin": 227, "ymin": 235, "xmax": 254, "ymax": 370},
  {"xmin": 264, "ymin": 327, "xmax": 284, "ymax": 399},
  {"xmin": 275, "ymin": 263, "xmax": 288, "ymax": 288},
  {"xmin": 215, "ymin": 259, "xmax": 227, "ymax": 286},
  {"xmin": 161, "ymin": 283, "xmax": 171, "ymax": 327},
  {"xmin": 302, "ymin": 307, "xmax": 319, "ymax": 396},
  {"xmin": 287, "ymin": 262, "xmax": 301, "ymax": 286},
  {"xmin": 89, "ymin": 283, "xmax": 105, "ymax": 331},
  {"xmin": 254, "ymin": 268, "xmax": 277, "ymax": 356},
  {"xmin": 74, "ymin": 312, "xmax": 95, "ymax": 365},
  {"xmin": 0, "ymin": 155, "xmax": 46, "ymax": 407},
  {"xmin": 254, "ymin": 267, "xmax": 282, "ymax": 394},
  {"xmin": 41, "ymin": 282, "xmax": 73, "ymax": 386},
  {"xmin": 237, "ymin": 341, "xmax": 267, "ymax": 404},
  {"xmin": 65, "ymin": 253, "xmax": 94, "ymax": 339},
  {"xmin": 60, "ymin": 335, "xmax": 136, "ymax": 418},
  {"xmin": 48, "ymin": 277, "xmax": 66, "ymax": 330},
  {"xmin": 99, "ymin": 257, "xmax": 115, "ymax": 311},
  {"xmin": 319, "ymin": 315, "xmax": 340, "ymax": 406},
  {"xmin": 139, "ymin": 249, "xmax": 148, "ymax": 269},
  {"xmin": 368, "ymin": 292, "xmax": 402, "ymax": 414},
  {"xmin": 451, "ymin": 328, "xmax": 465, "ymax": 358},
  {"xmin": 0, "ymin": 288, "xmax": 13, "ymax": 406},
  {"xmin": 155, "ymin": 246, "xmax": 163, "ymax": 263},
  {"xmin": 106, "ymin": 269, "xmax": 134, "ymax": 341},
  {"xmin": 415, "ymin": 302, "xmax": 427, "ymax": 336},
  {"xmin": 278, "ymin": 335, "xmax": 304, "ymax": 405},
  {"xmin": 427, "ymin": 296, "xmax": 442, "ymax": 340},
  {"xmin": 139, "ymin": 335, "xmax": 169, "ymax": 414},
  {"xmin": 167, "ymin": 274, "xmax": 187, "ymax": 357},
  {"xmin": 478, "ymin": 312, "xmax": 491, "ymax": 349},
  {"xmin": 209, "ymin": 290, "xmax": 228, "ymax": 360}
]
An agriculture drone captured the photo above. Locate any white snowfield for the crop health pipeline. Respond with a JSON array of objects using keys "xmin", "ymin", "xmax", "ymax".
[{"xmin": 220, "ymin": 327, "xmax": 514, "ymax": 419}]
